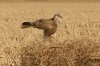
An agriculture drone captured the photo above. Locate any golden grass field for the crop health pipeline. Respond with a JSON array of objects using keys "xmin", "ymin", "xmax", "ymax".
[{"xmin": 0, "ymin": 2, "xmax": 100, "ymax": 66}]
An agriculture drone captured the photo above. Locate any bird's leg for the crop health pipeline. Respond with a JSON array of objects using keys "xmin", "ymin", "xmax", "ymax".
[
  {"xmin": 43, "ymin": 35, "xmax": 52, "ymax": 42},
  {"xmin": 48, "ymin": 36, "xmax": 58, "ymax": 43}
]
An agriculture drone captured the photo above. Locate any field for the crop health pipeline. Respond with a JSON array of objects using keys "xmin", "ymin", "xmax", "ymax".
[{"xmin": 0, "ymin": 2, "xmax": 100, "ymax": 66}]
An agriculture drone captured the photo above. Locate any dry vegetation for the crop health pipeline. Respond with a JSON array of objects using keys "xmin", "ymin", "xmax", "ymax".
[{"xmin": 0, "ymin": 2, "xmax": 100, "ymax": 66}]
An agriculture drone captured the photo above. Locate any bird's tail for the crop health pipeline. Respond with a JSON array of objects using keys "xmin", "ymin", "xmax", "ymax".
[{"xmin": 21, "ymin": 22, "xmax": 33, "ymax": 29}]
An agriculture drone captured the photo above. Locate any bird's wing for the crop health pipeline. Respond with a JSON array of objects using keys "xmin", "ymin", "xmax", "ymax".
[{"xmin": 33, "ymin": 19, "xmax": 53, "ymax": 30}]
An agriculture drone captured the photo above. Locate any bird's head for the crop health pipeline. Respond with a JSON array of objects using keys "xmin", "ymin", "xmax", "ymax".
[
  {"xmin": 52, "ymin": 14, "xmax": 63, "ymax": 22},
  {"xmin": 55, "ymin": 14, "xmax": 63, "ymax": 18}
]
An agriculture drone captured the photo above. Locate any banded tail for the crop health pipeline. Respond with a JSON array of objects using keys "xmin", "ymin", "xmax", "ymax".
[{"xmin": 21, "ymin": 22, "xmax": 33, "ymax": 29}]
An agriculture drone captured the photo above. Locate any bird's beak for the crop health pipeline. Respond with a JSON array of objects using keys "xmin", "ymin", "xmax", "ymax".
[{"xmin": 59, "ymin": 15, "xmax": 63, "ymax": 18}]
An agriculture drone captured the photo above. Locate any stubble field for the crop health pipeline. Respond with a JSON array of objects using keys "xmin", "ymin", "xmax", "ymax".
[{"xmin": 0, "ymin": 2, "xmax": 100, "ymax": 66}]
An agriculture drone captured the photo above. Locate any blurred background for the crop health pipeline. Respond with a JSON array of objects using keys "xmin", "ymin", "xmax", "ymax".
[{"xmin": 0, "ymin": 0, "xmax": 100, "ymax": 2}]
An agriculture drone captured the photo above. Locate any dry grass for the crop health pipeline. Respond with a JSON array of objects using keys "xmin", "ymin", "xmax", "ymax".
[{"xmin": 0, "ymin": 2, "xmax": 100, "ymax": 66}]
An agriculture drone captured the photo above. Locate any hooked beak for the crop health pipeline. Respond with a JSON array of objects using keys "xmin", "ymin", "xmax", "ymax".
[{"xmin": 59, "ymin": 15, "xmax": 63, "ymax": 18}]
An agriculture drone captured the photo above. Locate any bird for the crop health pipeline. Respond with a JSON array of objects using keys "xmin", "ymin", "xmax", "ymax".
[{"xmin": 21, "ymin": 14, "xmax": 63, "ymax": 39}]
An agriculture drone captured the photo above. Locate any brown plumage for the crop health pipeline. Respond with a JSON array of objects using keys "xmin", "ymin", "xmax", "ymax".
[{"xmin": 22, "ymin": 14, "xmax": 62, "ymax": 38}]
